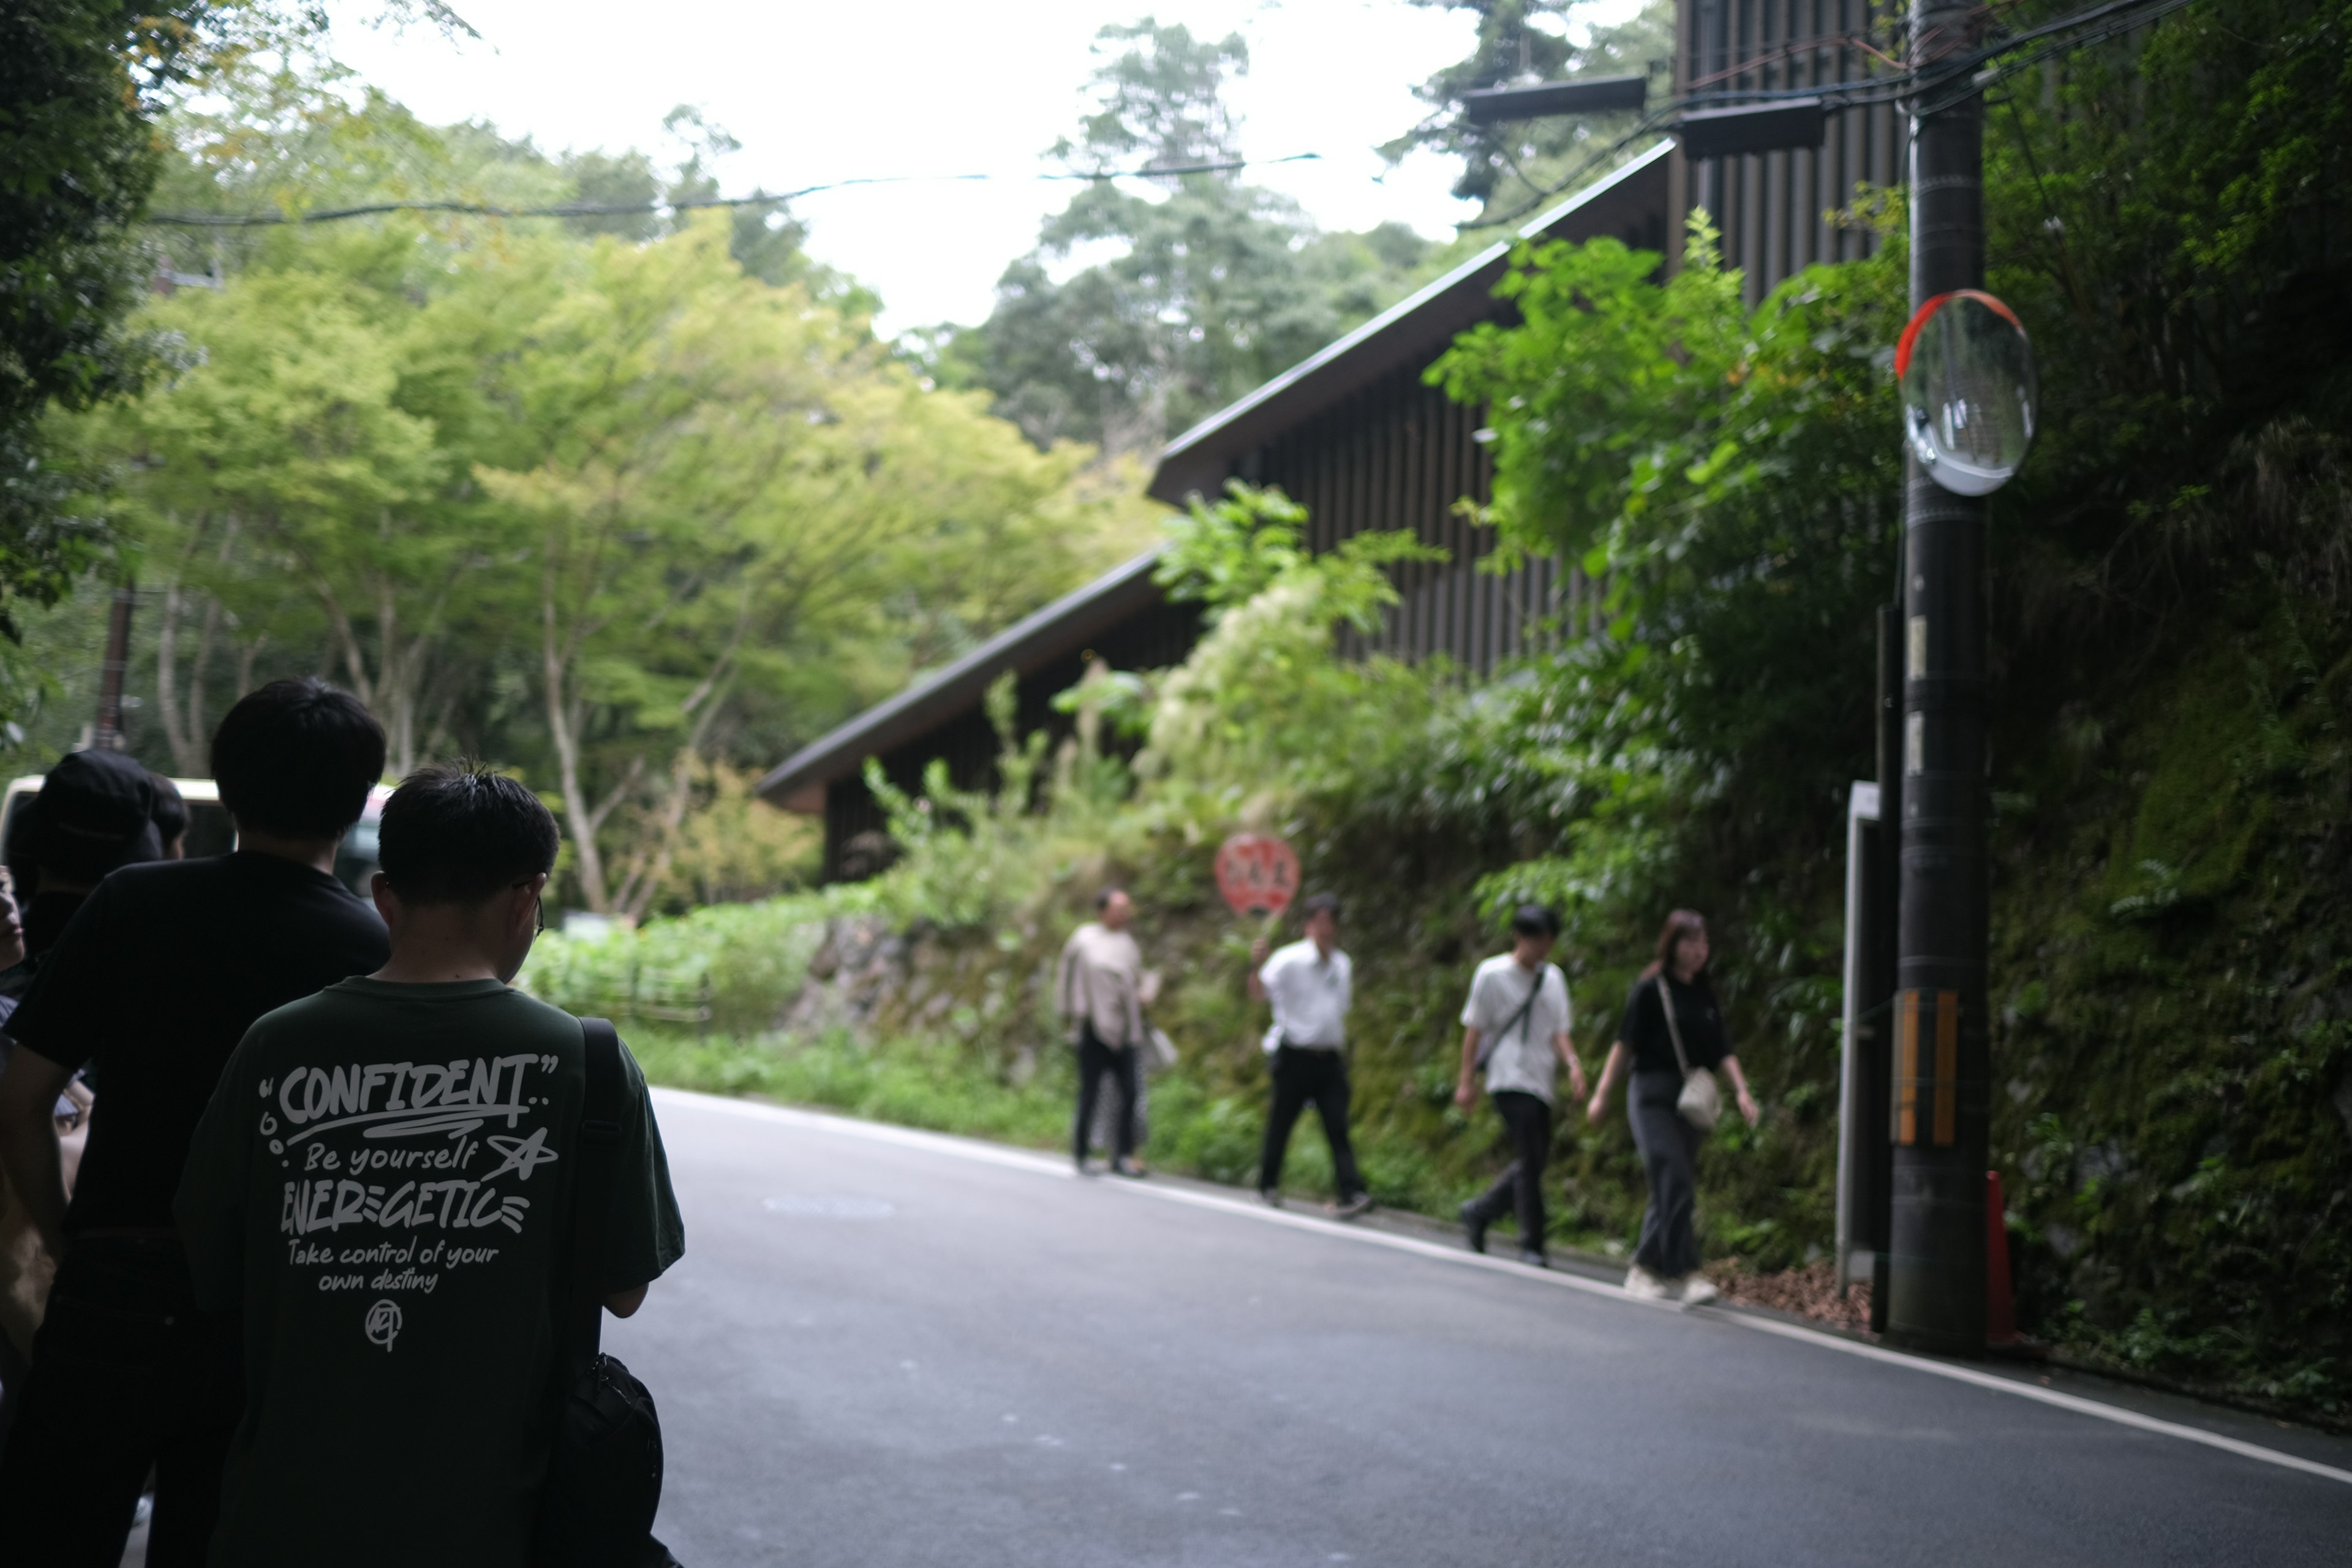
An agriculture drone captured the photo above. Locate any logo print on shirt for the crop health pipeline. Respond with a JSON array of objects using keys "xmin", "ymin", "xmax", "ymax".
[
  {"xmin": 364, "ymin": 1298, "xmax": 402, "ymax": 1353},
  {"xmin": 481, "ymin": 1126, "xmax": 560, "ymax": 1183}
]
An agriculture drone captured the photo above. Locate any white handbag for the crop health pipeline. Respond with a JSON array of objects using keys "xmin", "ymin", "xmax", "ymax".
[{"xmin": 1657, "ymin": 974, "xmax": 1722, "ymax": 1131}]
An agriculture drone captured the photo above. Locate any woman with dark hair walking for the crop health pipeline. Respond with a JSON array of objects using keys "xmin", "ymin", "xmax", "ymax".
[{"xmin": 1585, "ymin": 910, "xmax": 1760, "ymax": 1303}]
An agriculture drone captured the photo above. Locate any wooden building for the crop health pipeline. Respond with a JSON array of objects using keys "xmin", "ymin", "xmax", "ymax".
[
  {"xmin": 760, "ymin": 148, "xmax": 1669, "ymax": 880},
  {"xmin": 760, "ymin": 2, "xmax": 1901, "ymax": 880}
]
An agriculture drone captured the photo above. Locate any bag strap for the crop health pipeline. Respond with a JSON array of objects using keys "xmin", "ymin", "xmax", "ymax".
[
  {"xmin": 1655, "ymin": 974, "xmax": 1695, "ymax": 1077},
  {"xmin": 1477, "ymin": 964, "xmax": 1551, "ymax": 1068},
  {"xmin": 564, "ymin": 1016, "xmax": 626, "ymax": 1370}
]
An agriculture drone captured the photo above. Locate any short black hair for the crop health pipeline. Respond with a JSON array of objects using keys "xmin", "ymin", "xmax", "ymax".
[
  {"xmin": 377, "ymin": 762, "xmax": 559, "ymax": 907},
  {"xmin": 1095, "ymin": 886, "xmax": 1126, "ymax": 911},
  {"xmin": 211, "ymin": 679, "xmax": 385, "ymax": 840},
  {"xmin": 149, "ymin": 772, "xmax": 188, "ymax": 847},
  {"xmin": 1510, "ymin": 903, "xmax": 1560, "ymax": 939},
  {"xmin": 1300, "ymin": 892, "xmax": 1341, "ymax": 921}
]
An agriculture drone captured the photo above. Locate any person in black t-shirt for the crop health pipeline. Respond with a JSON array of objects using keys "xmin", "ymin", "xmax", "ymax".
[
  {"xmin": 4, "ymin": 748, "xmax": 168, "ymax": 965},
  {"xmin": 0, "ymin": 679, "xmax": 391, "ymax": 1568},
  {"xmin": 1584, "ymin": 909, "xmax": 1760, "ymax": 1305},
  {"xmin": 178, "ymin": 761, "xmax": 684, "ymax": 1568},
  {"xmin": 0, "ymin": 754, "xmax": 174, "ymax": 1454}
]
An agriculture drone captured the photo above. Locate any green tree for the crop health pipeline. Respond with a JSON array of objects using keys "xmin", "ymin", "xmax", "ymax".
[
  {"xmin": 66, "ymin": 264, "xmax": 460, "ymax": 772},
  {"xmin": 2, "ymin": 3, "xmax": 466, "ymax": 666},
  {"xmin": 461, "ymin": 217, "xmax": 1159, "ymax": 916},
  {"xmin": 1415, "ymin": 0, "xmax": 2352, "ymax": 1408},
  {"xmin": 48, "ymin": 74, "xmax": 1169, "ymax": 921},
  {"xmin": 959, "ymin": 18, "xmax": 1436, "ymax": 456},
  {"xmin": 1143, "ymin": 483, "xmax": 1443, "ymax": 801},
  {"xmin": 1425, "ymin": 214, "xmax": 1905, "ymax": 924},
  {"xmin": 1, "ymin": 1, "xmax": 217, "ymax": 639},
  {"xmin": 1384, "ymin": 0, "xmax": 1677, "ymax": 227}
]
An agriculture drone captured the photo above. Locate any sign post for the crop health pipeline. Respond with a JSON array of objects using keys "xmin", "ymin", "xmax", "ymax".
[{"xmin": 1214, "ymin": 834, "xmax": 1299, "ymax": 922}]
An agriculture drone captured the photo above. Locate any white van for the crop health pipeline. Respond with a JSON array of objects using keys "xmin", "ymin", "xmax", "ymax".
[{"xmin": 0, "ymin": 774, "xmax": 392, "ymax": 897}]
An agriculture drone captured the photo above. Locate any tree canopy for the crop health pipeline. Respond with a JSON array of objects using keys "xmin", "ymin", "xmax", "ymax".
[
  {"xmin": 946, "ymin": 18, "xmax": 1444, "ymax": 457},
  {"xmin": 0, "ymin": 1, "xmax": 221, "ymax": 634},
  {"xmin": 41, "ymin": 77, "xmax": 1161, "ymax": 916}
]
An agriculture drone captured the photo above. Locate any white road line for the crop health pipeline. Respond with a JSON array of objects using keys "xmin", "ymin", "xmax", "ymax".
[
  {"xmin": 1719, "ymin": 1313, "xmax": 2352, "ymax": 1488},
  {"xmin": 654, "ymin": 1087, "xmax": 2352, "ymax": 1488}
]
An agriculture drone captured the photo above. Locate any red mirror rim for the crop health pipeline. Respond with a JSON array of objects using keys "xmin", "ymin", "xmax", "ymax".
[{"xmin": 1893, "ymin": 288, "xmax": 2028, "ymax": 382}]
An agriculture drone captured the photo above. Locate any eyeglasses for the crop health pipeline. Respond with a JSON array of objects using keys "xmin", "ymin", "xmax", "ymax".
[{"xmin": 514, "ymin": 879, "xmax": 545, "ymax": 935}]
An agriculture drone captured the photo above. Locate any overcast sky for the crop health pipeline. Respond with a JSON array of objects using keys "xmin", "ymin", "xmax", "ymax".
[{"xmin": 326, "ymin": 0, "xmax": 1641, "ymax": 334}]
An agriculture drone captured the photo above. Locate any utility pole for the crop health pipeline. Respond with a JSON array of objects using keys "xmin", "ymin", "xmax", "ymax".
[
  {"xmin": 1887, "ymin": 0, "xmax": 1990, "ymax": 1354},
  {"xmin": 91, "ymin": 582, "xmax": 137, "ymax": 752}
]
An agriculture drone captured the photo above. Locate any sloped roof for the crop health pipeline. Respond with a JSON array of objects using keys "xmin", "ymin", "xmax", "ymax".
[
  {"xmin": 757, "ymin": 550, "xmax": 1167, "ymax": 805},
  {"xmin": 759, "ymin": 141, "xmax": 1675, "ymax": 807},
  {"xmin": 1147, "ymin": 140, "xmax": 1674, "ymax": 505}
]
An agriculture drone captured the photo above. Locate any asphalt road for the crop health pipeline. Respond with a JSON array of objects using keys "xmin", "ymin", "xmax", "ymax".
[
  {"xmin": 107, "ymin": 1084, "xmax": 2352, "ymax": 1567},
  {"xmin": 595, "ymin": 1088, "xmax": 2352, "ymax": 1568}
]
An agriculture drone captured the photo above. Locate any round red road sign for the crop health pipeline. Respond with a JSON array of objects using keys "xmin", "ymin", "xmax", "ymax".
[{"xmin": 1214, "ymin": 834, "xmax": 1300, "ymax": 918}]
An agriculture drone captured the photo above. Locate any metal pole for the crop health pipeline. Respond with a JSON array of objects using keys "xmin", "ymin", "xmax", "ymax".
[
  {"xmin": 92, "ymin": 582, "xmax": 137, "ymax": 751},
  {"xmin": 1887, "ymin": 0, "xmax": 1989, "ymax": 1355}
]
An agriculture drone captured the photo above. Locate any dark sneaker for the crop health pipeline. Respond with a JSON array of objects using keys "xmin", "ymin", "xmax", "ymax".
[
  {"xmin": 1257, "ymin": 1189, "xmax": 1283, "ymax": 1208},
  {"xmin": 1459, "ymin": 1200, "xmax": 1490, "ymax": 1254},
  {"xmin": 1333, "ymin": 1192, "xmax": 1374, "ymax": 1220},
  {"xmin": 1518, "ymin": 1250, "xmax": 1548, "ymax": 1269},
  {"xmin": 1074, "ymin": 1158, "xmax": 1095, "ymax": 1177},
  {"xmin": 1111, "ymin": 1159, "xmax": 1147, "ymax": 1179}
]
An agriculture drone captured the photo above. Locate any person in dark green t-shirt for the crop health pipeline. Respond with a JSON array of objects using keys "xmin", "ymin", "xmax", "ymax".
[{"xmin": 177, "ymin": 763, "xmax": 685, "ymax": 1568}]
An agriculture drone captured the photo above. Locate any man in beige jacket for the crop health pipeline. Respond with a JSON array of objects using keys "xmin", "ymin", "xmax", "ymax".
[{"xmin": 1057, "ymin": 888, "xmax": 1156, "ymax": 1176}]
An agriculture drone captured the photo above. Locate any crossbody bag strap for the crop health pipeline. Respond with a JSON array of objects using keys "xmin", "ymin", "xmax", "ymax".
[
  {"xmin": 1528, "ymin": 964, "xmax": 1558, "ymax": 1044},
  {"xmin": 565, "ymin": 1016, "xmax": 626, "ymax": 1370},
  {"xmin": 1477, "ymin": 965, "xmax": 1548, "ymax": 1068},
  {"xmin": 1655, "ymin": 974, "xmax": 1695, "ymax": 1077}
]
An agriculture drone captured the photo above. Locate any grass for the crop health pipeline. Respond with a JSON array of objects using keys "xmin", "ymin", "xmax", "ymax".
[
  {"xmin": 628, "ymin": 1023, "xmax": 1596, "ymax": 1253},
  {"xmin": 628, "ymin": 1026, "xmax": 1071, "ymax": 1151}
]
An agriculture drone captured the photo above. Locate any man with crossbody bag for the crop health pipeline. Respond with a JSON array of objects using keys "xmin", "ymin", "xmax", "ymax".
[
  {"xmin": 537, "ymin": 1017, "xmax": 679, "ymax": 1568},
  {"xmin": 1453, "ymin": 905, "xmax": 1585, "ymax": 1267},
  {"xmin": 176, "ymin": 763, "xmax": 684, "ymax": 1566}
]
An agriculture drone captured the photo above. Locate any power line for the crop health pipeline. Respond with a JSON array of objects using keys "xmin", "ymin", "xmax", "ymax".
[
  {"xmin": 141, "ymin": 0, "xmax": 2199, "ymax": 236},
  {"xmin": 141, "ymin": 153, "xmax": 1325, "ymax": 228},
  {"xmin": 1472, "ymin": 0, "xmax": 2203, "ymax": 232}
]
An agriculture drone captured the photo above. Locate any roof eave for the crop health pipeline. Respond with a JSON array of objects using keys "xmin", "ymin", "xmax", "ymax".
[
  {"xmin": 756, "ymin": 549, "xmax": 1169, "ymax": 806},
  {"xmin": 1147, "ymin": 140, "xmax": 1675, "ymax": 506}
]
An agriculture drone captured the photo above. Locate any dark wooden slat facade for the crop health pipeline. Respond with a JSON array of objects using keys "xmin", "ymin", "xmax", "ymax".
[
  {"xmin": 1674, "ymin": 0, "xmax": 1904, "ymax": 299},
  {"xmin": 1235, "ymin": 363, "xmax": 1594, "ymax": 675}
]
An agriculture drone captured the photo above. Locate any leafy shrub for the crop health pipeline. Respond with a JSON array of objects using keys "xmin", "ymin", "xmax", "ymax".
[{"xmin": 522, "ymin": 894, "xmax": 834, "ymax": 1036}]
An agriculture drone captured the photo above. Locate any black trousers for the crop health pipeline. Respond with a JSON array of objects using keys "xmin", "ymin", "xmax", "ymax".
[
  {"xmin": 1074, "ymin": 1026, "xmax": 1140, "ymax": 1164},
  {"xmin": 1259, "ymin": 1045, "xmax": 1364, "ymax": 1199},
  {"xmin": 1464, "ymin": 1090, "xmax": 1553, "ymax": 1253},
  {"xmin": 1630, "ymin": 1085, "xmax": 1705, "ymax": 1278},
  {"xmin": 0, "ymin": 1235, "xmax": 242, "ymax": 1568}
]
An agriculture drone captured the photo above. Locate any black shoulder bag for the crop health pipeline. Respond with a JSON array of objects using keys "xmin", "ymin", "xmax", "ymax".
[{"xmin": 534, "ymin": 1017, "xmax": 673, "ymax": 1568}]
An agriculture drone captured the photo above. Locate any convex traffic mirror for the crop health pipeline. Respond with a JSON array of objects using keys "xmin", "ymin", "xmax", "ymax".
[{"xmin": 1895, "ymin": 290, "xmax": 2037, "ymax": 496}]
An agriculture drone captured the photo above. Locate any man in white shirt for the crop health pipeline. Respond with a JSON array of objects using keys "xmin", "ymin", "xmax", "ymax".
[
  {"xmin": 1247, "ymin": 893, "xmax": 1370, "ymax": 1216},
  {"xmin": 1453, "ymin": 904, "xmax": 1586, "ymax": 1266},
  {"xmin": 1057, "ymin": 888, "xmax": 1154, "ymax": 1175}
]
